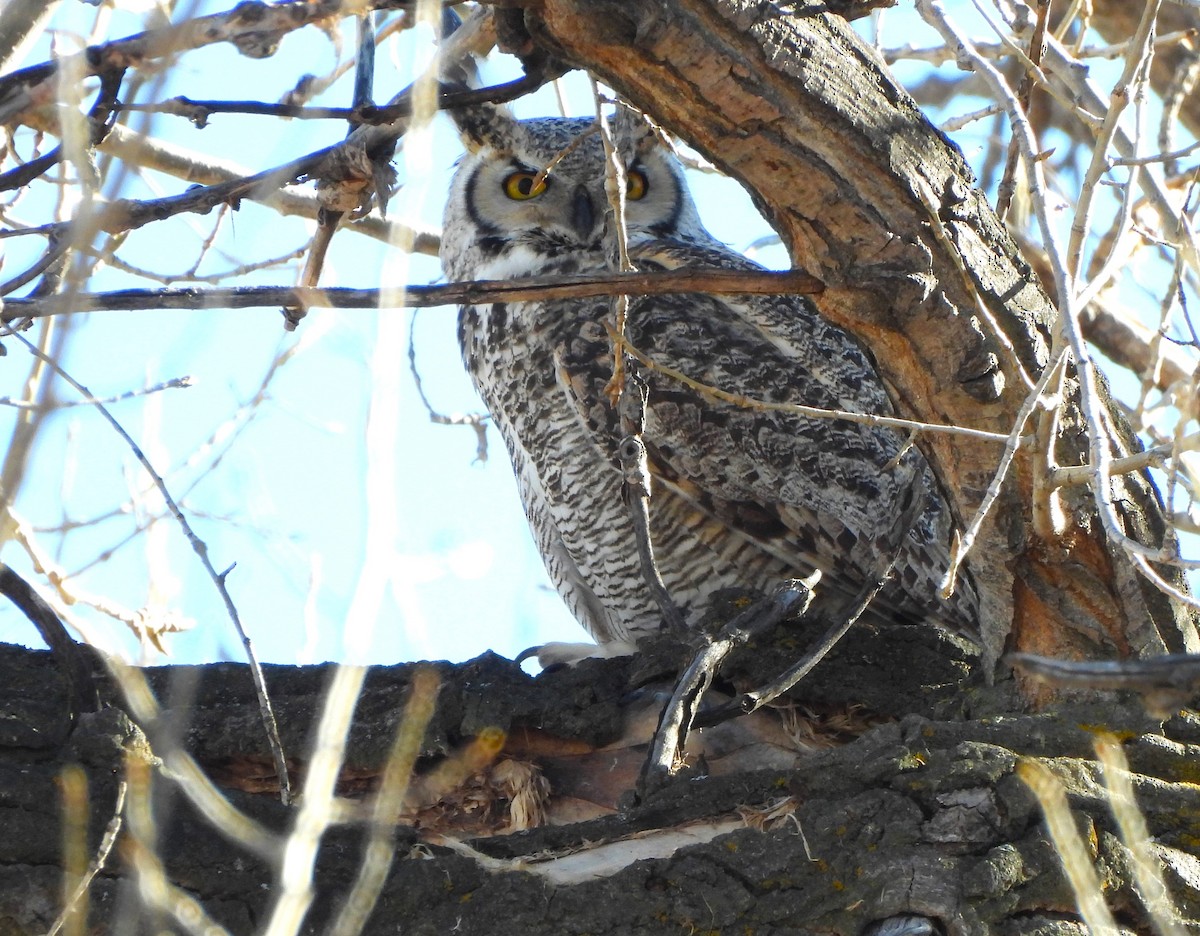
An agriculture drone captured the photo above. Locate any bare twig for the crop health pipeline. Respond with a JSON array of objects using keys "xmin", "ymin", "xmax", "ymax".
[
  {"xmin": 995, "ymin": 0, "xmax": 1049, "ymax": 219},
  {"xmin": 638, "ymin": 579, "xmax": 817, "ymax": 798},
  {"xmin": 112, "ymin": 77, "xmax": 547, "ymax": 125},
  {"xmin": 607, "ymin": 323, "xmax": 1012, "ymax": 445},
  {"xmin": 289, "ymin": 7, "xmax": 382, "ymax": 327},
  {"xmin": 45, "ymin": 782, "xmax": 126, "ymax": 936},
  {"xmin": 1130, "ymin": 552, "xmax": 1200, "ymax": 607},
  {"xmin": 3, "ymin": 44, "xmax": 534, "ymax": 262},
  {"xmin": 0, "ymin": 236, "xmax": 70, "ymax": 297},
  {"xmin": 1066, "ymin": 0, "xmax": 1162, "ymax": 285},
  {"xmin": 531, "ymin": 123, "xmax": 599, "ymax": 191},
  {"xmin": 1111, "ymin": 138, "xmax": 1200, "ymax": 167},
  {"xmin": 594, "ymin": 78, "xmax": 635, "ymax": 404},
  {"xmin": 1015, "ymin": 231, "xmax": 1197, "ymax": 391},
  {"xmin": 1094, "ymin": 736, "xmax": 1189, "ymax": 936},
  {"xmin": 0, "ymin": 0, "xmax": 423, "ymax": 115},
  {"xmin": 617, "ymin": 370, "xmax": 688, "ymax": 636},
  {"xmin": 40, "ymin": 337, "xmax": 303, "ymax": 564},
  {"xmin": 0, "ymin": 316, "xmax": 58, "ymax": 568},
  {"xmin": 700, "ymin": 471, "xmax": 935, "ymax": 727},
  {"xmin": 1011, "ymin": 649, "xmax": 1200, "ymax": 717},
  {"xmin": 694, "ymin": 571, "xmax": 892, "ymax": 729},
  {"xmin": 1050, "ymin": 430, "xmax": 1200, "ymax": 488},
  {"xmin": 919, "ymin": 0, "xmax": 1200, "ymax": 591},
  {"xmin": 109, "ymin": 656, "xmax": 282, "ymax": 861},
  {"xmin": 327, "ymin": 668, "xmax": 440, "ymax": 936},
  {"xmin": 882, "ymin": 29, "xmax": 1199, "ymax": 69},
  {"xmin": 103, "ymin": 245, "xmax": 309, "ymax": 286},
  {"xmin": 407, "ymin": 310, "xmax": 488, "ymax": 461},
  {"xmin": 264, "ymin": 667, "xmax": 369, "ymax": 935},
  {"xmin": 1017, "ymin": 759, "xmax": 1120, "ymax": 936},
  {"xmin": 123, "ymin": 757, "xmax": 235, "ymax": 936},
  {"xmin": 58, "ymin": 765, "xmax": 87, "ymax": 936},
  {"xmin": 943, "ymin": 340, "xmax": 1066, "ymax": 595},
  {"xmin": 15, "ymin": 120, "xmax": 440, "ymax": 253},
  {"xmin": 0, "ymin": 376, "xmax": 192, "ymax": 410},
  {"xmin": 640, "ymin": 453, "xmax": 935, "ymax": 795}
]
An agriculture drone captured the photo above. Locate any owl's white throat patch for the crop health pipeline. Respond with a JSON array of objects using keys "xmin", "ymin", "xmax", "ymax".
[{"xmin": 470, "ymin": 244, "xmax": 601, "ymax": 282}]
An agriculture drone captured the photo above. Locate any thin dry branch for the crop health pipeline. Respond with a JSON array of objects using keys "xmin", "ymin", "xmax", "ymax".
[
  {"xmin": 995, "ymin": 0, "xmax": 1049, "ymax": 219},
  {"xmin": 0, "ymin": 0, "xmax": 396, "ymax": 118},
  {"xmin": 113, "ymin": 76, "xmax": 547, "ymax": 126},
  {"xmin": 1018, "ymin": 759, "xmax": 1121, "ymax": 936},
  {"xmin": 1011, "ymin": 650, "xmax": 1200, "ymax": 712},
  {"xmin": 1066, "ymin": 0, "xmax": 1162, "ymax": 284},
  {"xmin": 326, "ymin": 667, "xmax": 440, "ymax": 936},
  {"xmin": 607, "ymin": 323, "xmax": 1011, "ymax": 445},
  {"xmin": 1, "ymin": 5, "xmax": 509, "ymax": 281},
  {"xmin": 0, "ymin": 268, "xmax": 826, "ymax": 320},
  {"xmin": 0, "ymin": 76, "xmax": 544, "ymax": 253},
  {"xmin": 1095, "ymin": 736, "xmax": 1190, "ymax": 936},
  {"xmin": 919, "ymin": 0, "xmax": 1200, "ymax": 598},
  {"xmin": 97, "ymin": 124, "xmax": 440, "ymax": 252}
]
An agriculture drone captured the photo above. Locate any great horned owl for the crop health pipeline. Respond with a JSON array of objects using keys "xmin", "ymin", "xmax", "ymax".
[{"xmin": 441, "ymin": 106, "xmax": 978, "ymax": 653}]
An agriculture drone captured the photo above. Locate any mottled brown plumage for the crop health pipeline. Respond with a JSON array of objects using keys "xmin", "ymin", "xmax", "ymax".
[{"xmin": 441, "ymin": 109, "xmax": 978, "ymax": 651}]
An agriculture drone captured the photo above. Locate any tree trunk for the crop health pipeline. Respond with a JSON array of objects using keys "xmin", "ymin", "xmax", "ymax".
[{"xmin": 518, "ymin": 0, "xmax": 1199, "ymax": 673}]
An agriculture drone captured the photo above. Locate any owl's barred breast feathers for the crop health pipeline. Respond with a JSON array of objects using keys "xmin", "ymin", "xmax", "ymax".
[{"xmin": 441, "ymin": 107, "xmax": 979, "ymax": 649}]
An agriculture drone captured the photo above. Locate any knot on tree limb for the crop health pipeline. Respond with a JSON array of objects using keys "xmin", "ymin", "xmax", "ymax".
[{"xmin": 312, "ymin": 141, "xmax": 396, "ymax": 216}]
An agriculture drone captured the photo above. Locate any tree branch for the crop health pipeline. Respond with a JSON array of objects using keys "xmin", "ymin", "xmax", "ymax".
[{"xmin": 0, "ymin": 268, "xmax": 825, "ymax": 320}]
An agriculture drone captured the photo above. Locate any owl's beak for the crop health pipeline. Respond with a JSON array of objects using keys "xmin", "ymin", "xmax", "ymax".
[{"xmin": 570, "ymin": 185, "xmax": 595, "ymax": 239}]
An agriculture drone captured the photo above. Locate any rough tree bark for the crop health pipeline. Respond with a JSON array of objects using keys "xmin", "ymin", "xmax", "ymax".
[
  {"xmin": 1, "ymin": 3, "xmax": 1198, "ymax": 935},
  {"xmin": 2, "ymin": 639, "xmax": 1200, "ymax": 935}
]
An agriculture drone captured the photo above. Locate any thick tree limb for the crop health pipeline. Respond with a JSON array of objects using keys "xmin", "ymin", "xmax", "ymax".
[{"xmin": 2, "ymin": 644, "xmax": 1198, "ymax": 934}]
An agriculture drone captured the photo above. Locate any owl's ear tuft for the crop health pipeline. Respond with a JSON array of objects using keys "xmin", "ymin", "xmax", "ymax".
[
  {"xmin": 611, "ymin": 105, "xmax": 657, "ymax": 156},
  {"xmin": 449, "ymin": 102, "xmax": 520, "ymax": 155}
]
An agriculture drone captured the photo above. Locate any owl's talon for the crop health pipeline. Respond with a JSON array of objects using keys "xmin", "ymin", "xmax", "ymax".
[{"xmin": 517, "ymin": 640, "xmax": 639, "ymax": 669}]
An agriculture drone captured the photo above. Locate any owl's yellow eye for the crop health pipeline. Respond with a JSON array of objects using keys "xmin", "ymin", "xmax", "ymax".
[
  {"xmin": 626, "ymin": 169, "xmax": 649, "ymax": 200},
  {"xmin": 503, "ymin": 172, "xmax": 547, "ymax": 200}
]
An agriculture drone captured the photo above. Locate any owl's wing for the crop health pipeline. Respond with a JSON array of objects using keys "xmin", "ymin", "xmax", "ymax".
[{"xmin": 554, "ymin": 237, "xmax": 968, "ymax": 629}]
